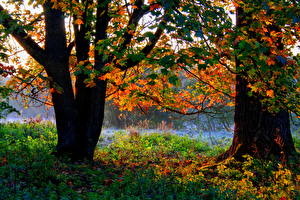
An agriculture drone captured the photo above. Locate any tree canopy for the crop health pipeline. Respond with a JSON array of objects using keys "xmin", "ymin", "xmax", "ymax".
[
  {"xmin": 0, "ymin": 0, "xmax": 299, "ymax": 160},
  {"xmin": 1, "ymin": 0, "xmax": 299, "ymax": 115}
]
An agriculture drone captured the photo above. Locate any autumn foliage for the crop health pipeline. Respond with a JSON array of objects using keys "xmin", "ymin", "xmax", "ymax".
[
  {"xmin": 0, "ymin": 0, "xmax": 299, "ymax": 160},
  {"xmin": 1, "ymin": 0, "xmax": 299, "ymax": 115}
]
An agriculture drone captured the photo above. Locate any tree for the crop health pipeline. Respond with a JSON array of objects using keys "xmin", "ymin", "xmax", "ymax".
[
  {"xmin": 1, "ymin": 0, "xmax": 231, "ymax": 160},
  {"xmin": 107, "ymin": 0, "xmax": 299, "ymax": 161},
  {"xmin": 0, "ymin": 0, "xmax": 164, "ymax": 160},
  {"xmin": 219, "ymin": 1, "xmax": 299, "ymax": 160},
  {"xmin": 1, "ymin": 0, "xmax": 298, "ymax": 161}
]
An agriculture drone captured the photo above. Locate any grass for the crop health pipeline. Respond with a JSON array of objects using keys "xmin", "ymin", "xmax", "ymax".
[{"xmin": 0, "ymin": 122, "xmax": 299, "ymax": 199}]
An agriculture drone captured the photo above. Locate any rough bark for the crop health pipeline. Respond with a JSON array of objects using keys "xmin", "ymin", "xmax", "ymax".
[
  {"xmin": 43, "ymin": 1, "xmax": 80, "ymax": 157},
  {"xmin": 75, "ymin": 81, "xmax": 107, "ymax": 160},
  {"xmin": 219, "ymin": 75, "xmax": 296, "ymax": 161}
]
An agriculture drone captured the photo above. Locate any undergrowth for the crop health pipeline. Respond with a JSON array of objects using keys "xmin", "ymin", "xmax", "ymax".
[{"xmin": 0, "ymin": 122, "xmax": 299, "ymax": 199}]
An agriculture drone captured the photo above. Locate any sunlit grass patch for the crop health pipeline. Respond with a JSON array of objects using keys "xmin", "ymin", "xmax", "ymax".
[
  {"xmin": 94, "ymin": 131, "xmax": 300, "ymax": 199},
  {"xmin": 0, "ymin": 122, "xmax": 299, "ymax": 199}
]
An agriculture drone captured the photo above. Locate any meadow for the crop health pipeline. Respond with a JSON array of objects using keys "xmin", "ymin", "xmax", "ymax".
[{"xmin": 0, "ymin": 122, "xmax": 299, "ymax": 200}]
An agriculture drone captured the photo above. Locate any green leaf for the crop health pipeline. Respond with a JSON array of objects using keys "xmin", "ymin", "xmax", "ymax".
[
  {"xmin": 147, "ymin": 74, "xmax": 158, "ymax": 80},
  {"xmin": 147, "ymin": 80, "xmax": 156, "ymax": 85},
  {"xmin": 161, "ymin": 68, "xmax": 169, "ymax": 75},
  {"xmin": 168, "ymin": 75, "xmax": 180, "ymax": 86},
  {"xmin": 143, "ymin": 32, "xmax": 155, "ymax": 39},
  {"xmin": 128, "ymin": 53, "xmax": 145, "ymax": 62},
  {"xmin": 198, "ymin": 64, "xmax": 207, "ymax": 70}
]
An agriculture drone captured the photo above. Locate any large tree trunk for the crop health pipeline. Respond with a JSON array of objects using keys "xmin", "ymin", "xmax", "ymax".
[
  {"xmin": 50, "ymin": 72, "xmax": 79, "ymax": 157},
  {"xmin": 43, "ymin": 1, "xmax": 81, "ymax": 158},
  {"xmin": 219, "ymin": 5, "xmax": 296, "ymax": 161},
  {"xmin": 1, "ymin": 0, "xmax": 109, "ymax": 161},
  {"xmin": 219, "ymin": 75, "xmax": 295, "ymax": 161},
  {"xmin": 75, "ymin": 81, "xmax": 107, "ymax": 160},
  {"xmin": 70, "ymin": 0, "xmax": 110, "ymax": 160}
]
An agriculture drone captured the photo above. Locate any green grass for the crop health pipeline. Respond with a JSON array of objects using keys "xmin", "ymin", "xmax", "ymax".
[{"xmin": 0, "ymin": 122, "xmax": 299, "ymax": 199}]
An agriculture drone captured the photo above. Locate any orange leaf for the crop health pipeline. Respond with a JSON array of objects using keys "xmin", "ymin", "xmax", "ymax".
[
  {"xmin": 50, "ymin": 88, "xmax": 56, "ymax": 93},
  {"xmin": 227, "ymin": 102, "xmax": 235, "ymax": 107},
  {"xmin": 74, "ymin": 19, "xmax": 84, "ymax": 25},
  {"xmin": 266, "ymin": 58, "xmax": 275, "ymax": 66},
  {"xmin": 266, "ymin": 90, "xmax": 274, "ymax": 97},
  {"xmin": 118, "ymin": 9, "xmax": 126, "ymax": 15}
]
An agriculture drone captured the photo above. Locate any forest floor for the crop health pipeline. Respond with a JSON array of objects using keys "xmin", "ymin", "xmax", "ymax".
[{"xmin": 0, "ymin": 122, "xmax": 299, "ymax": 200}]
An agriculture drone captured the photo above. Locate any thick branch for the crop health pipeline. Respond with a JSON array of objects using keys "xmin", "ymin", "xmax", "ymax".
[
  {"xmin": 94, "ymin": 1, "xmax": 111, "ymax": 71},
  {"xmin": 43, "ymin": 1, "xmax": 68, "ymax": 63},
  {"xmin": 74, "ymin": 0, "xmax": 93, "ymax": 61},
  {"xmin": 118, "ymin": 0, "xmax": 149, "ymax": 51},
  {"xmin": 67, "ymin": 41, "xmax": 75, "ymax": 56},
  {"xmin": 0, "ymin": 4, "xmax": 47, "ymax": 66},
  {"xmin": 116, "ymin": 19, "xmax": 166, "ymax": 71}
]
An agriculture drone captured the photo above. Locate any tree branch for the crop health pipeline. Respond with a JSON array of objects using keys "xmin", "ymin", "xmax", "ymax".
[
  {"xmin": 116, "ymin": 19, "xmax": 166, "ymax": 71},
  {"xmin": 140, "ymin": 93, "xmax": 213, "ymax": 115},
  {"xmin": 94, "ymin": 1, "xmax": 111, "ymax": 71},
  {"xmin": 118, "ymin": 0, "xmax": 149, "ymax": 52},
  {"xmin": 182, "ymin": 67, "xmax": 234, "ymax": 99},
  {"xmin": 67, "ymin": 40, "xmax": 75, "ymax": 57},
  {"xmin": 0, "ymin": 4, "xmax": 47, "ymax": 66}
]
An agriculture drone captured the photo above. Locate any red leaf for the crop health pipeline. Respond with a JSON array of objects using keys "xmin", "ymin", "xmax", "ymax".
[{"xmin": 150, "ymin": 4, "xmax": 160, "ymax": 11}]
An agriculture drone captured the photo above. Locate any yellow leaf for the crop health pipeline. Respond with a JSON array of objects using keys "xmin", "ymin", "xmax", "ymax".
[{"xmin": 227, "ymin": 102, "xmax": 235, "ymax": 107}]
